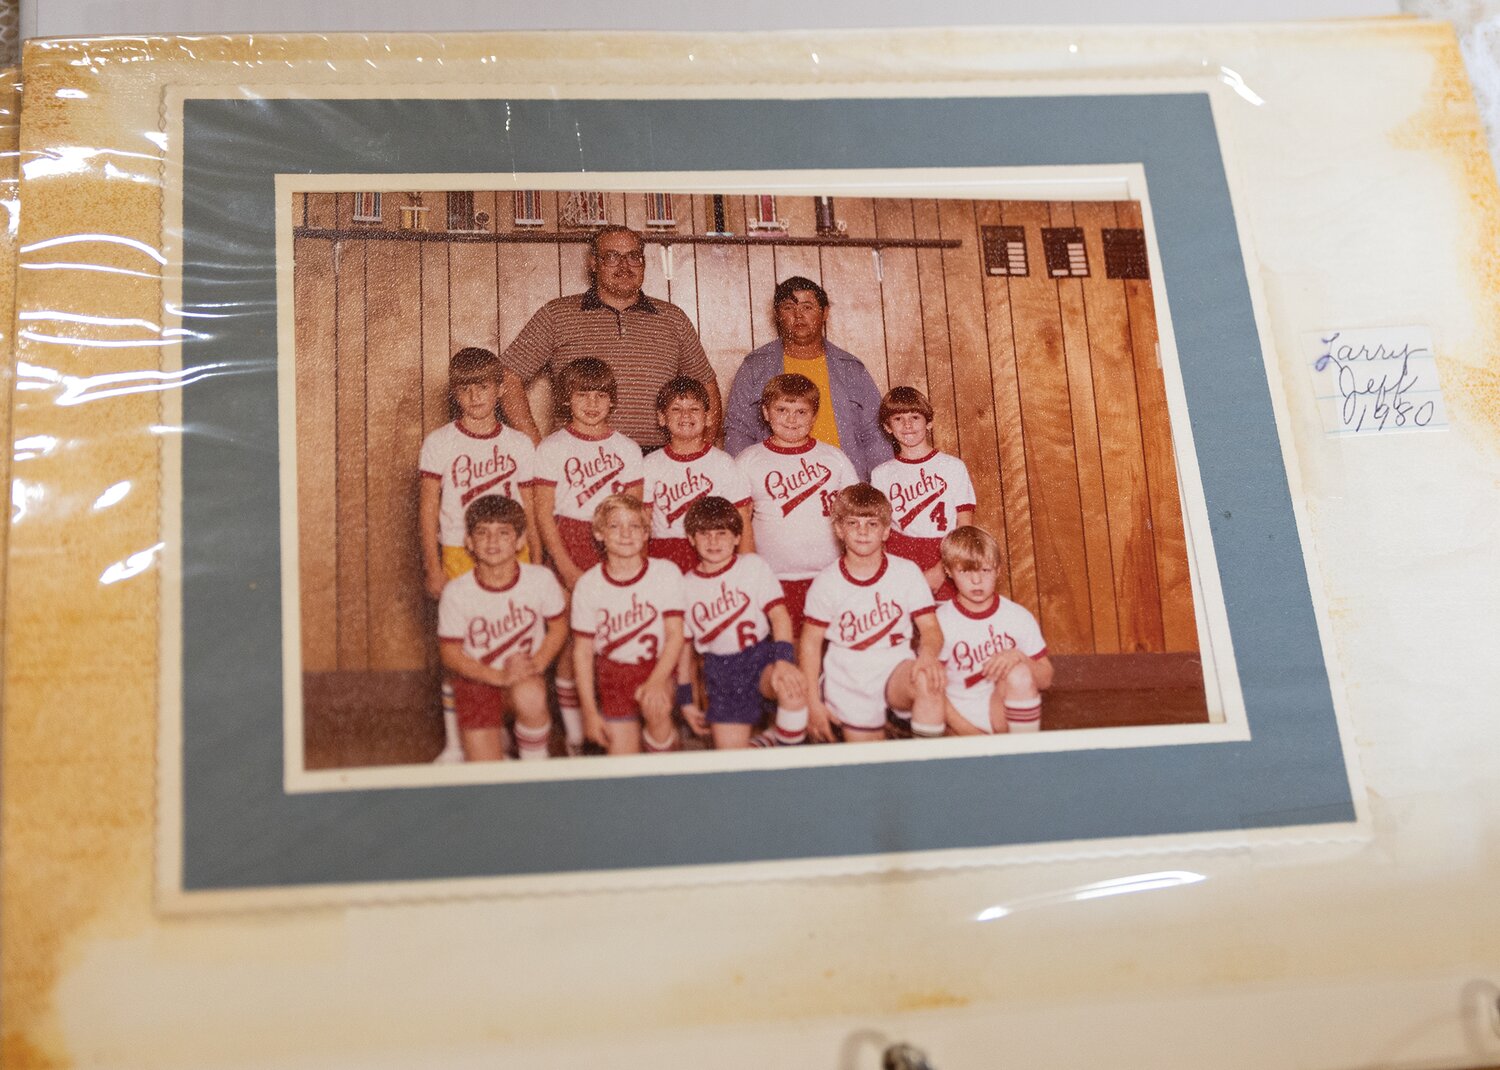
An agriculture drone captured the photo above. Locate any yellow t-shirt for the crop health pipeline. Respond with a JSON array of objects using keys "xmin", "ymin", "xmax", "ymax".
[{"xmin": 783, "ymin": 350, "xmax": 841, "ymax": 447}]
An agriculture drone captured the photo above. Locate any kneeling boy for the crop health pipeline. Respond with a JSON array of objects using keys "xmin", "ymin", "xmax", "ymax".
[
  {"xmin": 677, "ymin": 496, "xmax": 807, "ymax": 749},
  {"xmin": 570, "ymin": 495, "xmax": 686, "ymax": 755},
  {"xmin": 935, "ymin": 526, "xmax": 1054, "ymax": 734},
  {"xmin": 436, "ymin": 496, "xmax": 568, "ymax": 761},
  {"xmin": 801, "ymin": 484, "xmax": 945, "ymax": 743}
]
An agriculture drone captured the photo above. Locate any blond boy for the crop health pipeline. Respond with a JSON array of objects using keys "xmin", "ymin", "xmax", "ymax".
[{"xmin": 570, "ymin": 495, "xmax": 686, "ymax": 755}]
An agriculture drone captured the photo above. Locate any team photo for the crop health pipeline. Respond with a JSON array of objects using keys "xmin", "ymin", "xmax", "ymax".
[{"xmin": 287, "ymin": 185, "xmax": 1218, "ymax": 775}]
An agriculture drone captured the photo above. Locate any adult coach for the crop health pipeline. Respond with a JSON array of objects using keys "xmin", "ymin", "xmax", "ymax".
[
  {"xmin": 723, "ymin": 276, "xmax": 892, "ymax": 481},
  {"xmin": 497, "ymin": 225, "xmax": 723, "ymax": 450}
]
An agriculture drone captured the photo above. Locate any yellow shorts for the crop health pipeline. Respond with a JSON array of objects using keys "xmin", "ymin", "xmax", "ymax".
[{"xmin": 442, "ymin": 541, "xmax": 531, "ymax": 579}]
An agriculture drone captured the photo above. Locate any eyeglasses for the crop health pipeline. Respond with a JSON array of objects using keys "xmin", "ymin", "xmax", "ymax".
[{"xmin": 596, "ymin": 250, "xmax": 645, "ymax": 266}]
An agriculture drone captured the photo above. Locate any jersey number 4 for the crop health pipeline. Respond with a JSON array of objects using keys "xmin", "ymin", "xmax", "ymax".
[{"xmin": 929, "ymin": 501, "xmax": 948, "ymax": 532}]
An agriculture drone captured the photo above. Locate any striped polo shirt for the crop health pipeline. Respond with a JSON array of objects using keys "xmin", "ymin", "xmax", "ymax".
[{"xmin": 500, "ymin": 288, "xmax": 715, "ymax": 448}]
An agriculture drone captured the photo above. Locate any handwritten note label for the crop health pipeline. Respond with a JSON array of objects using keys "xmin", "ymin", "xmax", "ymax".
[{"xmin": 1306, "ymin": 326, "xmax": 1448, "ymax": 437}]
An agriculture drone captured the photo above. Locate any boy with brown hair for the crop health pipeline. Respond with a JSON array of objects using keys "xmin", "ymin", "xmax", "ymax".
[
  {"xmin": 801, "ymin": 484, "xmax": 946, "ymax": 743},
  {"xmin": 936, "ymin": 525, "xmax": 1054, "ymax": 734},
  {"xmin": 436, "ymin": 496, "xmax": 568, "ymax": 761},
  {"xmin": 870, "ymin": 385, "xmax": 976, "ymax": 596},
  {"xmin": 419, "ymin": 347, "xmax": 540, "ymax": 762},
  {"xmin": 734, "ymin": 373, "xmax": 859, "ymax": 632},
  {"xmin": 676, "ymin": 496, "xmax": 807, "ymax": 749},
  {"xmin": 534, "ymin": 357, "xmax": 644, "ymax": 753},
  {"xmin": 643, "ymin": 376, "xmax": 753, "ymax": 574}
]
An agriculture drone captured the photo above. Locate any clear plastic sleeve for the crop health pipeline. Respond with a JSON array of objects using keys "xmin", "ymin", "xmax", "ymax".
[{"xmin": 4, "ymin": 25, "xmax": 1500, "ymax": 1070}]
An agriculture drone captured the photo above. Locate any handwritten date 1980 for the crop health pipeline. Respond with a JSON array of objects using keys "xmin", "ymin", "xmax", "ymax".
[{"xmin": 1318, "ymin": 332, "xmax": 1436, "ymax": 433}]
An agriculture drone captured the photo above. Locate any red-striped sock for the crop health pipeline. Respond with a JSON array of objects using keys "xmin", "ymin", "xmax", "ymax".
[
  {"xmin": 773, "ymin": 705, "xmax": 808, "ymax": 745},
  {"xmin": 1005, "ymin": 697, "xmax": 1042, "ymax": 733},
  {"xmin": 555, "ymin": 679, "xmax": 583, "ymax": 749},
  {"xmin": 514, "ymin": 721, "xmax": 551, "ymax": 761}
]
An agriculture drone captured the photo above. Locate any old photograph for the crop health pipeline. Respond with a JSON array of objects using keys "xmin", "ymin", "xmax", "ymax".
[{"xmin": 284, "ymin": 182, "xmax": 1224, "ymax": 783}]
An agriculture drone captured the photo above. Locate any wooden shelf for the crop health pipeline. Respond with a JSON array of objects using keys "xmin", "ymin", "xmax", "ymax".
[{"xmin": 291, "ymin": 226, "xmax": 961, "ymax": 251}]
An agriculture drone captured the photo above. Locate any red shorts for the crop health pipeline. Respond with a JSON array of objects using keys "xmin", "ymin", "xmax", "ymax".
[
  {"xmin": 780, "ymin": 577, "xmax": 813, "ymax": 634},
  {"xmin": 450, "ymin": 675, "xmax": 507, "ymax": 730},
  {"xmin": 554, "ymin": 515, "xmax": 601, "ymax": 574},
  {"xmin": 649, "ymin": 536, "xmax": 697, "ymax": 574},
  {"xmin": 596, "ymin": 657, "xmax": 657, "ymax": 721},
  {"xmin": 886, "ymin": 529, "xmax": 943, "ymax": 572}
]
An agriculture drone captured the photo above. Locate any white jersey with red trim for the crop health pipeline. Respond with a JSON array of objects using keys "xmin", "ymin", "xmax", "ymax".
[
  {"xmin": 570, "ymin": 558, "xmax": 685, "ymax": 666},
  {"xmin": 681, "ymin": 553, "xmax": 786, "ymax": 657},
  {"xmin": 870, "ymin": 449, "xmax": 976, "ymax": 541},
  {"xmin": 419, "ymin": 421, "xmax": 536, "ymax": 547},
  {"xmin": 642, "ymin": 444, "xmax": 753, "ymax": 541},
  {"xmin": 936, "ymin": 595, "xmax": 1048, "ymax": 731},
  {"xmin": 534, "ymin": 427, "xmax": 644, "ymax": 523},
  {"xmin": 736, "ymin": 438, "xmax": 858, "ymax": 581},
  {"xmin": 437, "ymin": 563, "xmax": 566, "ymax": 668},
  {"xmin": 806, "ymin": 554, "xmax": 936, "ymax": 668}
]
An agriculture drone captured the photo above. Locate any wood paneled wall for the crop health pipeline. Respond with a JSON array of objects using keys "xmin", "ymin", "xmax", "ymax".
[{"xmin": 293, "ymin": 191, "xmax": 1197, "ymax": 673}]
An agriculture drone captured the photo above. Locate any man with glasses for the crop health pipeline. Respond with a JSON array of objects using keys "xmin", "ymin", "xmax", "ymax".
[{"xmin": 498, "ymin": 225, "xmax": 723, "ymax": 451}]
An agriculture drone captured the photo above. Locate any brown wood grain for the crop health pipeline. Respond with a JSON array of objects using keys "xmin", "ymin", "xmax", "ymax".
[
  {"xmin": 363, "ymin": 240, "xmax": 429, "ymax": 671},
  {"xmin": 1117, "ymin": 200, "xmax": 1197, "ymax": 652},
  {"xmin": 720, "ymin": 194, "xmax": 747, "ymax": 235},
  {"xmin": 694, "ymin": 241, "xmax": 755, "ymax": 395},
  {"xmin": 746, "ymin": 244, "xmax": 777, "ymax": 351},
  {"xmin": 334, "ymin": 238, "xmax": 370, "ymax": 669},
  {"xmin": 669, "ymin": 194, "xmax": 703, "ymax": 345},
  {"xmin": 974, "ymin": 201, "xmax": 1038, "ymax": 615},
  {"xmin": 293, "ymin": 237, "xmax": 339, "ymax": 673},
  {"xmin": 780, "ymin": 194, "xmax": 817, "ymax": 237},
  {"xmin": 306, "ymin": 191, "xmax": 335, "ymax": 229},
  {"xmin": 772, "ymin": 245, "xmax": 822, "ymax": 291},
  {"xmin": 819, "ymin": 197, "xmax": 888, "ymax": 397},
  {"xmin": 1075, "ymin": 200, "xmax": 1163, "ymax": 653},
  {"xmin": 874, "ymin": 199, "xmax": 925, "ymax": 400},
  {"xmin": 911, "ymin": 199, "xmax": 959, "ymax": 458},
  {"xmin": 1052, "ymin": 201, "xmax": 1120, "ymax": 654},
  {"xmin": 558, "ymin": 240, "xmax": 589, "ymax": 294},
  {"xmin": 447, "ymin": 242, "xmax": 499, "ymax": 352},
  {"xmin": 1001, "ymin": 200, "xmax": 1092, "ymax": 653},
  {"xmin": 497, "ymin": 243, "xmax": 562, "ymax": 360},
  {"xmin": 936, "ymin": 199, "xmax": 1007, "ymax": 593},
  {"xmin": 297, "ymin": 194, "xmax": 1197, "ymax": 666},
  {"xmin": 420, "ymin": 242, "xmax": 451, "ymax": 434}
]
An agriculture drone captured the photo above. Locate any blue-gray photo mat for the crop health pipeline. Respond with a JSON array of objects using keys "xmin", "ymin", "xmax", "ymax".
[{"xmin": 177, "ymin": 93, "xmax": 1353, "ymax": 892}]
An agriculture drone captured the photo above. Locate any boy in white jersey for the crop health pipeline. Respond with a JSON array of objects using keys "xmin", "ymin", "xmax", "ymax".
[
  {"xmin": 436, "ymin": 496, "xmax": 568, "ymax": 761},
  {"xmin": 870, "ymin": 386, "xmax": 975, "ymax": 597},
  {"xmin": 571, "ymin": 495, "xmax": 686, "ymax": 755},
  {"xmin": 534, "ymin": 358, "xmax": 644, "ymax": 753},
  {"xmin": 735, "ymin": 373, "xmax": 859, "ymax": 632},
  {"xmin": 935, "ymin": 525, "xmax": 1053, "ymax": 734},
  {"xmin": 644, "ymin": 377, "xmax": 754, "ymax": 574},
  {"xmin": 802, "ymin": 484, "xmax": 946, "ymax": 743},
  {"xmin": 675, "ymin": 496, "xmax": 808, "ymax": 749},
  {"xmin": 418, "ymin": 347, "xmax": 541, "ymax": 762}
]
